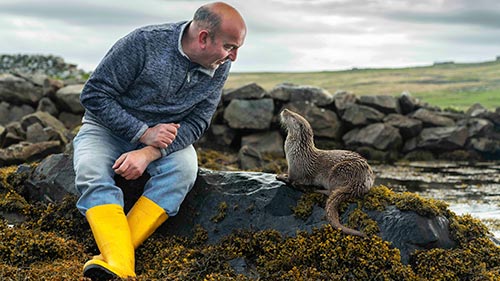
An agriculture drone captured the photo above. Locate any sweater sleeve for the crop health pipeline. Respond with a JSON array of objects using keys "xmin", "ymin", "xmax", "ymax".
[{"xmin": 80, "ymin": 30, "xmax": 148, "ymax": 143}]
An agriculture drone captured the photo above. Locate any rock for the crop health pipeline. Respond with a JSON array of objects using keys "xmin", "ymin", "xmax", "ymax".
[
  {"xmin": 398, "ymin": 91, "xmax": 419, "ymax": 115},
  {"xmin": 283, "ymin": 102, "xmax": 342, "ymax": 139},
  {"xmin": 4, "ymin": 121, "xmax": 25, "ymax": 141},
  {"xmin": 383, "ymin": 114, "xmax": 423, "ymax": 139},
  {"xmin": 58, "ymin": 111, "xmax": 83, "ymax": 130},
  {"xmin": 469, "ymin": 138, "xmax": 500, "ymax": 156},
  {"xmin": 0, "ymin": 73, "xmax": 44, "ymax": 105},
  {"xmin": 416, "ymin": 126, "xmax": 469, "ymax": 151},
  {"xmin": 26, "ymin": 123, "xmax": 53, "ymax": 143},
  {"xmin": 364, "ymin": 205, "xmax": 455, "ymax": 264},
  {"xmin": 238, "ymin": 145, "xmax": 263, "ymax": 170},
  {"xmin": 411, "ymin": 108, "xmax": 455, "ymax": 127},
  {"xmin": 43, "ymin": 77, "xmax": 64, "ymax": 99},
  {"xmin": 0, "ymin": 141, "xmax": 62, "ymax": 167},
  {"xmin": 270, "ymin": 83, "xmax": 333, "ymax": 106},
  {"xmin": 343, "ymin": 123, "xmax": 402, "ymax": 151},
  {"xmin": 54, "ymin": 84, "xmax": 85, "ymax": 114},
  {"xmin": 241, "ymin": 131, "xmax": 284, "ymax": 157},
  {"xmin": 359, "ymin": 95, "xmax": 401, "ymax": 114},
  {"xmin": 24, "ymin": 153, "xmax": 77, "ymax": 203},
  {"xmin": 20, "ymin": 111, "xmax": 69, "ymax": 145},
  {"xmin": 333, "ymin": 90, "xmax": 357, "ymax": 113},
  {"xmin": 457, "ymin": 118, "xmax": 494, "ymax": 138},
  {"xmin": 21, "ymin": 154, "xmax": 457, "ymax": 264},
  {"xmin": 36, "ymin": 97, "xmax": 59, "ymax": 117},
  {"xmin": 341, "ymin": 104, "xmax": 385, "ymax": 127},
  {"xmin": 466, "ymin": 103, "xmax": 488, "ymax": 117},
  {"xmin": 223, "ymin": 82, "xmax": 267, "ymax": 101},
  {"xmin": 0, "ymin": 101, "xmax": 35, "ymax": 126},
  {"xmin": 223, "ymin": 99, "xmax": 274, "ymax": 130}
]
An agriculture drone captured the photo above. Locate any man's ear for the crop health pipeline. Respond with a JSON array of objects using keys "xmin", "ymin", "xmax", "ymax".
[{"xmin": 198, "ymin": 30, "xmax": 209, "ymax": 49}]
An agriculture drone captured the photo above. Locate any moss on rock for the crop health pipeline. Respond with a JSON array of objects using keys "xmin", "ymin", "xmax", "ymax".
[{"xmin": 0, "ymin": 162, "xmax": 499, "ymax": 280}]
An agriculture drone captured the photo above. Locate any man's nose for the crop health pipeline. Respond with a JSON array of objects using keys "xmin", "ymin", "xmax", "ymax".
[{"xmin": 228, "ymin": 49, "xmax": 238, "ymax": 61}]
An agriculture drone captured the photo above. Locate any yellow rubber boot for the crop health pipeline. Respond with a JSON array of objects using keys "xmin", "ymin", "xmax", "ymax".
[
  {"xmin": 93, "ymin": 196, "xmax": 168, "ymax": 261},
  {"xmin": 83, "ymin": 204, "xmax": 136, "ymax": 280},
  {"xmin": 127, "ymin": 196, "xmax": 169, "ymax": 248}
]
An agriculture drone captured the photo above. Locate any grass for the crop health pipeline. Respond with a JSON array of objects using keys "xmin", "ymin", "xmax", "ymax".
[{"xmin": 225, "ymin": 60, "xmax": 500, "ymax": 111}]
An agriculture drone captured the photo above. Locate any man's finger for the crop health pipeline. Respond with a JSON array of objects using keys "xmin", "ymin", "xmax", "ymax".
[{"xmin": 113, "ymin": 154, "xmax": 127, "ymax": 170}]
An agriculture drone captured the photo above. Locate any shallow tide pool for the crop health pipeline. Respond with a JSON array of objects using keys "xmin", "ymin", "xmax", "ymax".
[{"xmin": 372, "ymin": 161, "xmax": 500, "ymax": 238}]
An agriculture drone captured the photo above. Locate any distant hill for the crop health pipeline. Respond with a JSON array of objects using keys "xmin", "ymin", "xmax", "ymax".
[{"xmin": 226, "ymin": 59, "xmax": 500, "ymax": 111}]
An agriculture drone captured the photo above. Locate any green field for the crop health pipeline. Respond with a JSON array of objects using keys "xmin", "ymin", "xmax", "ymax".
[{"xmin": 225, "ymin": 60, "xmax": 500, "ymax": 111}]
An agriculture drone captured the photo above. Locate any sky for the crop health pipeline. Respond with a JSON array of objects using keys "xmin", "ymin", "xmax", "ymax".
[{"xmin": 1, "ymin": 0, "xmax": 499, "ymax": 73}]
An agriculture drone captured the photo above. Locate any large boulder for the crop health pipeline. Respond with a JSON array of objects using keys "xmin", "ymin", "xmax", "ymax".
[
  {"xmin": 0, "ymin": 101, "xmax": 35, "ymax": 126},
  {"xmin": 333, "ymin": 90, "xmax": 357, "ymax": 113},
  {"xmin": 20, "ymin": 111, "xmax": 69, "ymax": 145},
  {"xmin": 222, "ymin": 82, "xmax": 267, "ymax": 102},
  {"xmin": 0, "ymin": 73, "xmax": 44, "ymax": 105},
  {"xmin": 341, "ymin": 104, "xmax": 385, "ymax": 127},
  {"xmin": 269, "ymin": 83, "xmax": 333, "ymax": 106},
  {"xmin": 359, "ymin": 95, "xmax": 401, "ymax": 114},
  {"xmin": 383, "ymin": 114, "xmax": 423, "ymax": 139},
  {"xmin": 0, "ymin": 141, "xmax": 62, "ymax": 167},
  {"xmin": 343, "ymin": 123, "xmax": 403, "ymax": 151},
  {"xmin": 411, "ymin": 108, "xmax": 455, "ymax": 127},
  {"xmin": 223, "ymin": 99, "xmax": 274, "ymax": 130},
  {"xmin": 54, "ymin": 84, "xmax": 85, "ymax": 114},
  {"xmin": 398, "ymin": 91, "xmax": 420, "ymax": 115},
  {"xmin": 416, "ymin": 126, "xmax": 469, "ymax": 151}
]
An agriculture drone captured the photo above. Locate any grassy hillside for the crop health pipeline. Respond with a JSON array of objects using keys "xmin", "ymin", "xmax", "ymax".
[{"xmin": 225, "ymin": 60, "xmax": 500, "ymax": 111}]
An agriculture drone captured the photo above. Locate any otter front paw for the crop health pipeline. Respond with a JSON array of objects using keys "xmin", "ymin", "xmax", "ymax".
[{"xmin": 276, "ymin": 173, "xmax": 290, "ymax": 184}]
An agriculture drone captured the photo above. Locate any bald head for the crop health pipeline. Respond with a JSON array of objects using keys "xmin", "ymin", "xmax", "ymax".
[
  {"xmin": 192, "ymin": 2, "xmax": 246, "ymax": 40},
  {"xmin": 183, "ymin": 2, "xmax": 246, "ymax": 69}
]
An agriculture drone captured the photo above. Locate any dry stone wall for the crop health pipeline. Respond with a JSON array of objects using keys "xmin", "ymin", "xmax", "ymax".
[{"xmin": 0, "ymin": 56, "xmax": 499, "ymax": 167}]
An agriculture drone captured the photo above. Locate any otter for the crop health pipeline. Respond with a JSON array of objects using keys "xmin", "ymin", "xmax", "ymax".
[{"xmin": 277, "ymin": 109, "xmax": 375, "ymax": 237}]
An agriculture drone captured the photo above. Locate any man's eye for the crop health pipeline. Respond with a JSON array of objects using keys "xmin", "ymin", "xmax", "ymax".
[{"xmin": 224, "ymin": 45, "xmax": 235, "ymax": 51}]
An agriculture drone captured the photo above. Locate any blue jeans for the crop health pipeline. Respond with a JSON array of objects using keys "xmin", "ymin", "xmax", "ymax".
[{"xmin": 73, "ymin": 123, "xmax": 198, "ymax": 216}]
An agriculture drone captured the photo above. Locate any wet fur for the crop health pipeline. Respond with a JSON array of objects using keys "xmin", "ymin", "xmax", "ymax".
[{"xmin": 277, "ymin": 109, "xmax": 375, "ymax": 237}]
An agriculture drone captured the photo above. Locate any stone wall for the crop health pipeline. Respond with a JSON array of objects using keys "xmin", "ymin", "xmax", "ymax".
[
  {"xmin": 0, "ymin": 61, "xmax": 499, "ymax": 167},
  {"xmin": 200, "ymin": 83, "xmax": 500, "ymax": 168}
]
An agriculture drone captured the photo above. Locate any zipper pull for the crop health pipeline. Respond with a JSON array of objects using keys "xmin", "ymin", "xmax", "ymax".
[{"xmin": 187, "ymin": 71, "xmax": 191, "ymax": 83}]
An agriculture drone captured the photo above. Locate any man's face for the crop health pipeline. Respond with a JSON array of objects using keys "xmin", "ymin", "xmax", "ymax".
[{"xmin": 201, "ymin": 27, "xmax": 245, "ymax": 70}]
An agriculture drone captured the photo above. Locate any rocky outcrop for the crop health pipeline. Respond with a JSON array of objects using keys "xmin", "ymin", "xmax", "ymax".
[{"xmin": 9, "ymin": 153, "xmax": 456, "ymax": 264}]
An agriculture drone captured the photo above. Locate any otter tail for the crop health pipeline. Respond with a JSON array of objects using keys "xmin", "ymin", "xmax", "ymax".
[{"xmin": 325, "ymin": 187, "xmax": 367, "ymax": 237}]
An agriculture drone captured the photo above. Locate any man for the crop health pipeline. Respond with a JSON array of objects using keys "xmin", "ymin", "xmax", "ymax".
[{"xmin": 73, "ymin": 2, "xmax": 246, "ymax": 279}]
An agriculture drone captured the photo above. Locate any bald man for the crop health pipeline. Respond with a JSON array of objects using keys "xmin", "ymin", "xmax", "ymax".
[{"xmin": 73, "ymin": 2, "xmax": 246, "ymax": 279}]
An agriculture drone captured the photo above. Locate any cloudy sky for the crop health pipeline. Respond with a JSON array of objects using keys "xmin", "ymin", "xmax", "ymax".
[{"xmin": 1, "ymin": 0, "xmax": 499, "ymax": 72}]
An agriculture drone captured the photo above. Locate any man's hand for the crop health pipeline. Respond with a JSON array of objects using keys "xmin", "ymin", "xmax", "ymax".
[
  {"xmin": 112, "ymin": 146, "xmax": 161, "ymax": 180},
  {"xmin": 140, "ymin": 123, "xmax": 180, "ymax": 149}
]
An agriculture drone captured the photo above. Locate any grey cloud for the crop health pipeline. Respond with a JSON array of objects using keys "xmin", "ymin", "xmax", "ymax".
[
  {"xmin": 0, "ymin": 1, "xmax": 186, "ymax": 27},
  {"xmin": 385, "ymin": 9, "xmax": 500, "ymax": 29}
]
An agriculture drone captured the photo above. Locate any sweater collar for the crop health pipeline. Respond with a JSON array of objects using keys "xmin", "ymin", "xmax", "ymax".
[{"xmin": 178, "ymin": 21, "xmax": 216, "ymax": 78}]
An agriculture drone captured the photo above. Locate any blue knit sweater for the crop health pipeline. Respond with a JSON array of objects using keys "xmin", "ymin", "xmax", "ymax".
[{"xmin": 80, "ymin": 21, "xmax": 231, "ymax": 156}]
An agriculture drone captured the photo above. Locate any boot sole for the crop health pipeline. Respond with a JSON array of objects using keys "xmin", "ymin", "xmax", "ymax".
[{"xmin": 83, "ymin": 264, "xmax": 118, "ymax": 281}]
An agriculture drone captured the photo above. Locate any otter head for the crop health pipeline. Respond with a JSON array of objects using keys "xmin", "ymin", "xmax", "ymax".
[{"xmin": 280, "ymin": 109, "xmax": 314, "ymax": 139}]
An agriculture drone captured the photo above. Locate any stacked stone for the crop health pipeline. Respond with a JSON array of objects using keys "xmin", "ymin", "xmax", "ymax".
[
  {"xmin": 0, "ymin": 71, "xmax": 85, "ymax": 166},
  {"xmin": 0, "ymin": 68, "xmax": 499, "ymax": 168},
  {"xmin": 200, "ymin": 83, "xmax": 500, "ymax": 168},
  {"xmin": 0, "ymin": 54, "xmax": 87, "ymax": 80}
]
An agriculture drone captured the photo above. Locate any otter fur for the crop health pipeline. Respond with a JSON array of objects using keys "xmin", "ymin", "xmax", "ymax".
[{"xmin": 277, "ymin": 109, "xmax": 375, "ymax": 237}]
